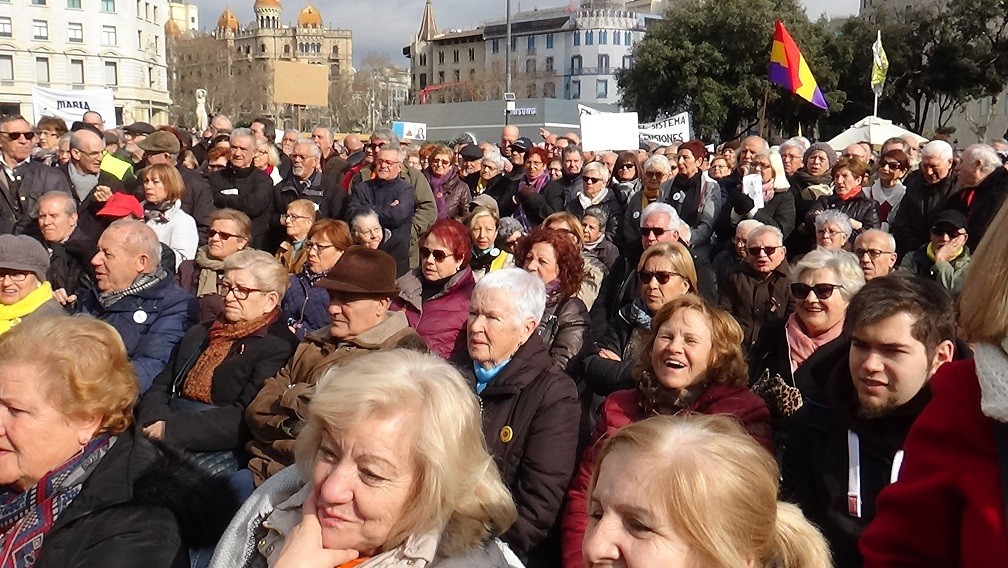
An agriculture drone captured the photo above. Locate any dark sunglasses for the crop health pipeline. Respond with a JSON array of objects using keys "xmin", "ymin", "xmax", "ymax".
[
  {"xmin": 208, "ymin": 229, "xmax": 244, "ymax": 241},
  {"xmin": 2, "ymin": 131, "xmax": 34, "ymax": 141},
  {"xmin": 638, "ymin": 270, "xmax": 679, "ymax": 285},
  {"xmin": 583, "ymin": 176, "xmax": 603, "ymax": 184},
  {"xmin": 617, "ymin": 163, "xmax": 635, "ymax": 170},
  {"xmin": 930, "ymin": 224, "xmax": 961, "ymax": 238},
  {"xmin": 747, "ymin": 245, "xmax": 781, "ymax": 257},
  {"xmin": 791, "ymin": 282, "xmax": 843, "ymax": 299},
  {"xmin": 639, "ymin": 227, "xmax": 669, "ymax": 238},
  {"xmin": 419, "ymin": 247, "xmax": 453, "ymax": 262},
  {"xmin": 879, "ymin": 160, "xmax": 903, "ymax": 170},
  {"xmin": 365, "ymin": 141, "xmax": 387, "ymax": 151}
]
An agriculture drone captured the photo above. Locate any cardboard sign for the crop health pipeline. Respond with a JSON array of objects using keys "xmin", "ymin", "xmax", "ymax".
[{"xmin": 580, "ymin": 112, "xmax": 640, "ymax": 152}]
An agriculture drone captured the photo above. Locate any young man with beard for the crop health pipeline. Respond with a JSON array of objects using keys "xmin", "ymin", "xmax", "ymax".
[{"xmin": 782, "ymin": 274, "xmax": 960, "ymax": 568}]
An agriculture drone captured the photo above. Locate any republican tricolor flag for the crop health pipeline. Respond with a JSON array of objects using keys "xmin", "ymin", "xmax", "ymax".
[{"xmin": 769, "ymin": 20, "xmax": 828, "ymax": 110}]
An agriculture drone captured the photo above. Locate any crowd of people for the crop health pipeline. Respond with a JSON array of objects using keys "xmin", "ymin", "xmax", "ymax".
[{"xmin": 1, "ymin": 107, "xmax": 1008, "ymax": 567}]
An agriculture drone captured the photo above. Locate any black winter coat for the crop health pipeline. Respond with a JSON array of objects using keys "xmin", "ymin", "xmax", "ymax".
[
  {"xmin": 537, "ymin": 295, "xmax": 590, "ymax": 377},
  {"xmin": 346, "ymin": 176, "xmax": 415, "ymax": 277},
  {"xmin": 56, "ymin": 163, "xmax": 130, "ymax": 243},
  {"xmin": 177, "ymin": 165, "xmax": 214, "ymax": 244},
  {"xmin": 565, "ymin": 189, "xmax": 624, "ymax": 243},
  {"xmin": 136, "ymin": 317, "xmax": 299, "ymax": 452},
  {"xmin": 807, "ymin": 189, "xmax": 881, "ymax": 240},
  {"xmin": 45, "ymin": 229, "xmax": 97, "ymax": 299},
  {"xmin": 718, "ymin": 260, "xmax": 794, "ymax": 349},
  {"xmin": 208, "ymin": 165, "xmax": 274, "ymax": 249},
  {"xmin": 888, "ymin": 169, "xmax": 958, "ymax": 257},
  {"xmin": 0, "ymin": 160, "xmax": 72, "ymax": 234},
  {"xmin": 500, "ymin": 178, "xmax": 566, "ymax": 229},
  {"xmin": 37, "ymin": 427, "xmax": 237, "ymax": 568},
  {"xmin": 581, "ymin": 303, "xmax": 643, "ymax": 397},
  {"xmin": 946, "ymin": 166, "xmax": 1008, "ymax": 251}
]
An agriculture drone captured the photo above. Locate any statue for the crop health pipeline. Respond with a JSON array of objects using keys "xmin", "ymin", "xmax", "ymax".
[{"xmin": 195, "ymin": 89, "xmax": 208, "ymax": 132}]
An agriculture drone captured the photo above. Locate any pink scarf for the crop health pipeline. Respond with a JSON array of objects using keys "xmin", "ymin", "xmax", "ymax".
[{"xmin": 785, "ymin": 313, "xmax": 844, "ymax": 372}]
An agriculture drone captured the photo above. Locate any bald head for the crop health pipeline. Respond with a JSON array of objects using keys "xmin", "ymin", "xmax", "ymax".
[
  {"xmin": 211, "ymin": 114, "xmax": 232, "ymax": 134},
  {"xmin": 343, "ymin": 134, "xmax": 363, "ymax": 153}
]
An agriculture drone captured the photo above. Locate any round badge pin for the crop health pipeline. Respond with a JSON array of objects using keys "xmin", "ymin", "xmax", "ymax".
[
  {"xmin": 633, "ymin": 211, "xmax": 640, "ymax": 219},
  {"xmin": 133, "ymin": 310, "xmax": 148, "ymax": 324},
  {"xmin": 500, "ymin": 426, "xmax": 513, "ymax": 443}
]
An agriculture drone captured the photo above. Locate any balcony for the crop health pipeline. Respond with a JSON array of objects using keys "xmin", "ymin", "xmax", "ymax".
[{"xmin": 569, "ymin": 66, "xmax": 616, "ymax": 76}]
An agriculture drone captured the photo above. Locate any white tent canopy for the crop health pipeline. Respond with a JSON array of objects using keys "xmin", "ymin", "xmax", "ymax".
[{"xmin": 827, "ymin": 116, "xmax": 927, "ymax": 150}]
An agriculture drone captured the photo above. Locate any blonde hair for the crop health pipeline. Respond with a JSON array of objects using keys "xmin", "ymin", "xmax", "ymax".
[
  {"xmin": 0, "ymin": 316, "xmax": 137, "ymax": 435},
  {"xmin": 637, "ymin": 241, "xmax": 698, "ymax": 292},
  {"xmin": 295, "ymin": 349, "xmax": 517, "ymax": 556},
  {"xmin": 960, "ymin": 198, "xmax": 1008, "ymax": 342},
  {"xmin": 222, "ymin": 249, "xmax": 289, "ymax": 297},
  {"xmin": 287, "ymin": 198, "xmax": 318, "ymax": 221},
  {"xmin": 257, "ymin": 140, "xmax": 280, "ymax": 167},
  {"xmin": 542, "ymin": 211, "xmax": 585, "ymax": 248},
  {"xmin": 139, "ymin": 163, "xmax": 186, "ymax": 201},
  {"xmin": 209, "ymin": 208, "xmax": 252, "ymax": 240},
  {"xmin": 589, "ymin": 415, "xmax": 831, "ymax": 568}
]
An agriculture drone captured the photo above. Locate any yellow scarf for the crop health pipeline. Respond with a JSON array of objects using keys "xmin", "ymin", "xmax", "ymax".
[
  {"xmin": 926, "ymin": 243, "xmax": 963, "ymax": 262},
  {"xmin": 0, "ymin": 281, "xmax": 54, "ymax": 335}
]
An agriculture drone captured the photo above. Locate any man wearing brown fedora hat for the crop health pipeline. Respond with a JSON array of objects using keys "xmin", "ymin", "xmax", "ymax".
[{"xmin": 243, "ymin": 246, "xmax": 428, "ymax": 488}]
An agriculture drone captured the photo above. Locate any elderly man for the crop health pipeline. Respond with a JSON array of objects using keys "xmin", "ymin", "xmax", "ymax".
[
  {"xmin": 843, "ymin": 142, "xmax": 873, "ymax": 165},
  {"xmin": 208, "ymin": 128, "xmax": 273, "ymax": 249},
  {"xmin": 718, "ymin": 224, "xmax": 793, "ymax": 349},
  {"xmin": 192, "ymin": 113, "xmax": 232, "ymax": 164},
  {"xmin": 900, "ymin": 133, "xmax": 922, "ymax": 168},
  {"xmin": 899, "ymin": 210, "xmax": 971, "ymax": 297},
  {"xmin": 0, "ymin": 115, "xmax": 72, "ymax": 235},
  {"xmin": 347, "ymin": 146, "xmax": 416, "ymax": 276},
  {"xmin": 947, "ymin": 143, "xmax": 1008, "ymax": 250},
  {"xmin": 57, "ymin": 127, "xmax": 130, "ymax": 241},
  {"xmin": 279, "ymin": 129, "xmax": 299, "ymax": 157},
  {"xmin": 779, "ymin": 138, "xmax": 807, "ymax": 179},
  {"xmin": 311, "ymin": 124, "xmax": 345, "ymax": 178},
  {"xmin": 500, "ymin": 124, "xmax": 520, "ymax": 154},
  {"xmin": 81, "ymin": 110, "xmax": 104, "ymax": 130},
  {"xmin": 274, "ymin": 140, "xmax": 347, "ymax": 224},
  {"xmin": 122, "ymin": 122, "xmax": 155, "ymax": 167},
  {"xmin": 137, "ymin": 130, "xmax": 214, "ymax": 242},
  {"xmin": 718, "ymin": 135, "xmax": 769, "ymax": 194},
  {"xmin": 244, "ymin": 246, "xmax": 426, "ymax": 486},
  {"xmin": 76, "ymin": 219, "xmax": 198, "ymax": 392},
  {"xmin": 36, "ymin": 191, "xmax": 96, "ymax": 306},
  {"xmin": 888, "ymin": 140, "xmax": 958, "ymax": 257},
  {"xmin": 712, "ymin": 219, "xmax": 763, "ymax": 283},
  {"xmin": 854, "ymin": 228, "xmax": 897, "ymax": 281}
]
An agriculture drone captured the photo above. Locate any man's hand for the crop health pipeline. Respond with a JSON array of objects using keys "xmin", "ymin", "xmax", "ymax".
[
  {"xmin": 53, "ymin": 288, "xmax": 76, "ymax": 306},
  {"xmin": 142, "ymin": 421, "xmax": 166, "ymax": 440},
  {"xmin": 934, "ymin": 231, "xmax": 968, "ymax": 263},
  {"xmin": 598, "ymin": 348, "xmax": 621, "ymax": 361},
  {"xmin": 93, "ymin": 185, "xmax": 113, "ymax": 203}
]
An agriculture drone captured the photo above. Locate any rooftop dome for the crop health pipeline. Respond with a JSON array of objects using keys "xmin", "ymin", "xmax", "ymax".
[
  {"xmin": 253, "ymin": 0, "xmax": 282, "ymax": 8},
  {"xmin": 297, "ymin": 4, "xmax": 323, "ymax": 26},
  {"xmin": 216, "ymin": 7, "xmax": 239, "ymax": 31},
  {"xmin": 165, "ymin": 18, "xmax": 183, "ymax": 38}
]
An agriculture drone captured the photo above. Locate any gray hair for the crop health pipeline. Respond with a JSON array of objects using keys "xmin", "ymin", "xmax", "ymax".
[
  {"xmin": 57, "ymin": 131, "xmax": 72, "ymax": 149},
  {"xmin": 294, "ymin": 139, "xmax": 321, "ymax": 158},
  {"xmin": 370, "ymin": 127, "xmax": 400, "ymax": 146},
  {"xmin": 642, "ymin": 154, "xmax": 672, "ymax": 174},
  {"xmin": 746, "ymin": 225, "xmax": 784, "ymax": 247},
  {"xmin": 582, "ymin": 206, "xmax": 609, "ymax": 230},
  {"xmin": 0, "ymin": 114, "xmax": 29, "ymax": 129},
  {"xmin": 962, "ymin": 143, "xmax": 1003, "ymax": 174},
  {"xmin": 497, "ymin": 216, "xmax": 525, "ymax": 239},
  {"xmin": 755, "ymin": 149, "xmax": 790, "ymax": 190},
  {"xmin": 38, "ymin": 191, "xmax": 76, "ymax": 216},
  {"xmin": 678, "ymin": 220, "xmax": 692, "ymax": 245},
  {"xmin": 791, "ymin": 248, "xmax": 865, "ymax": 302},
  {"xmin": 561, "ymin": 145, "xmax": 583, "ymax": 161},
  {"xmin": 230, "ymin": 127, "xmax": 255, "ymax": 146},
  {"xmin": 921, "ymin": 140, "xmax": 953, "ymax": 161},
  {"xmin": 350, "ymin": 210, "xmax": 381, "ymax": 232},
  {"xmin": 736, "ymin": 219, "xmax": 764, "ymax": 236},
  {"xmin": 222, "ymin": 249, "xmax": 289, "ymax": 297},
  {"xmin": 379, "ymin": 144, "xmax": 406, "ymax": 162},
  {"xmin": 311, "ymin": 124, "xmax": 332, "ymax": 139},
  {"xmin": 882, "ymin": 137, "xmax": 910, "ymax": 153},
  {"xmin": 779, "ymin": 137, "xmax": 808, "ymax": 155},
  {"xmin": 283, "ymin": 128, "xmax": 300, "ymax": 138},
  {"xmin": 814, "ymin": 210, "xmax": 853, "ymax": 237},
  {"xmin": 472, "ymin": 268, "xmax": 546, "ymax": 327},
  {"xmin": 105, "ymin": 218, "xmax": 160, "ymax": 265},
  {"xmin": 582, "ymin": 161, "xmax": 610, "ymax": 184},
  {"xmin": 854, "ymin": 228, "xmax": 896, "ymax": 252},
  {"xmin": 481, "ymin": 149, "xmax": 506, "ymax": 170},
  {"xmin": 640, "ymin": 202, "xmax": 681, "ymax": 230}
]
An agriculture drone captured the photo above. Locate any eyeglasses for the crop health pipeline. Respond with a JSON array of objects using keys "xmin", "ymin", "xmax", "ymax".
[
  {"xmin": 419, "ymin": 247, "xmax": 453, "ymax": 262},
  {"xmin": 430, "ymin": 158, "xmax": 451, "ymax": 166},
  {"xmin": 643, "ymin": 171, "xmax": 664, "ymax": 179},
  {"xmin": 365, "ymin": 141, "xmax": 387, "ymax": 151},
  {"xmin": 376, "ymin": 158, "xmax": 399, "ymax": 167},
  {"xmin": 306, "ymin": 241, "xmax": 337, "ymax": 252},
  {"xmin": 816, "ymin": 228, "xmax": 847, "ymax": 237},
  {"xmin": 791, "ymin": 282, "xmax": 843, "ymax": 300},
  {"xmin": 39, "ymin": 130, "xmax": 58, "ymax": 138},
  {"xmin": 281, "ymin": 213, "xmax": 311, "ymax": 222},
  {"xmin": 638, "ymin": 270, "xmax": 680, "ymax": 285},
  {"xmin": 219, "ymin": 282, "xmax": 264, "ymax": 300},
  {"xmin": 879, "ymin": 161, "xmax": 902, "ymax": 170},
  {"xmin": 290, "ymin": 154, "xmax": 312, "ymax": 161},
  {"xmin": 1, "ymin": 131, "xmax": 35, "ymax": 141},
  {"xmin": 640, "ymin": 227, "xmax": 670, "ymax": 238},
  {"xmin": 752, "ymin": 162, "xmax": 772, "ymax": 169},
  {"xmin": 617, "ymin": 163, "xmax": 635, "ymax": 170},
  {"xmin": 207, "ymin": 163, "xmax": 227, "ymax": 171},
  {"xmin": 208, "ymin": 229, "xmax": 245, "ymax": 241},
  {"xmin": 356, "ymin": 226, "xmax": 382, "ymax": 236},
  {"xmin": 583, "ymin": 176, "xmax": 603, "ymax": 184},
  {"xmin": 0, "ymin": 271, "xmax": 30, "ymax": 282},
  {"xmin": 747, "ymin": 245, "xmax": 782, "ymax": 257},
  {"xmin": 481, "ymin": 163, "xmax": 499, "ymax": 170},
  {"xmin": 527, "ymin": 160, "xmax": 544, "ymax": 167},
  {"xmin": 855, "ymin": 248, "xmax": 894, "ymax": 260}
]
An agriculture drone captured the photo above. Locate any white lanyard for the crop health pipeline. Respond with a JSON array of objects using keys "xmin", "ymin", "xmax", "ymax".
[{"xmin": 847, "ymin": 430, "xmax": 905, "ymax": 518}]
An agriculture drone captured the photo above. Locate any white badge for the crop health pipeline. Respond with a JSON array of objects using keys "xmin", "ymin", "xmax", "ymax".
[
  {"xmin": 633, "ymin": 211, "xmax": 640, "ymax": 219},
  {"xmin": 133, "ymin": 310, "xmax": 148, "ymax": 324}
]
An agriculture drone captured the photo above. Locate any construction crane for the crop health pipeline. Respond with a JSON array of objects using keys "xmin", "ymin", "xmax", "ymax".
[{"xmin": 418, "ymin": 82, "xmax": 483, "ymax": 104}]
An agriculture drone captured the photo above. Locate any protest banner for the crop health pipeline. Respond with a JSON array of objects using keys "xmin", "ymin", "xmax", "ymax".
[{"xmin": 31, "ymin": 86, "xmax": 116, "ymax": 126}]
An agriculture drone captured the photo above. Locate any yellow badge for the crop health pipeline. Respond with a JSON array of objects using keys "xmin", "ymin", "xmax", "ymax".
[{"xmin": 499, "ymin": 426, "xmax": 513, "ymax": 443}]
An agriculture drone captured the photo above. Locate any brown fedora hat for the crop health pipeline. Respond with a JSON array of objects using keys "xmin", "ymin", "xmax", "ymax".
[{"xmin": 317, "ymin": 246, "xmax": 399, "ymax": 296}]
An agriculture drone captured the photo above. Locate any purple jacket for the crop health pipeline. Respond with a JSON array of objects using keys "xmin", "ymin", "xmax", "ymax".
[{"xmin": 390, "ymin": 266, "xmax": 475, "ymax": 359}]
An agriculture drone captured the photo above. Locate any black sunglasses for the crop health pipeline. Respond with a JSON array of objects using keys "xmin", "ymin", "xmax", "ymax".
[
  {"xmin": 583, "ymin": 176, "xmax": 603, "ymax": 184},
  {"xmin": 2, "ymin": 131, "xmax": 34, "ymax": 141},
  {"xmin": 791, "ymin": 282, "xmax": 843, "ymax": 299},
  {"xmin": 208, "ymin": 229, "xmax": 244, "ymax": 241},
  {"xmin": 365, "ymin": 141, "xmax": 387, "ymax": 151},
  {"xmin": 419, "ymin": 247, "xmax": 453, "ymax": 262},
  {"xmin": 640, "ymin": 227, "xmax": 669, "ymax": 238},
  {"xmin": 638, "ymin": 270, "xmax": 679, "ymax": 285},
  {"xmin": 747, "ymin": 245, "xmax": 781, "ymax": 257},
  {"xmin": 930, "ymin": 224, "xmax": 961, "ymax": 238}
]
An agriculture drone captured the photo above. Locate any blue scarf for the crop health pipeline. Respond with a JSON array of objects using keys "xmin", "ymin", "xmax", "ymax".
[
  {"xmin": 628, "ymin": 299, "xmax": 653, "ymax": 330},
  {"xmin": 473, "ymin": 359, "xmax": 512, "ymax": 393}
]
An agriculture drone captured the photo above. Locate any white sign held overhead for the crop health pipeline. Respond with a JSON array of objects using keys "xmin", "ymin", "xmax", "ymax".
[
  {"xmin": 392, "ymin": 121, "xmax": 427, "ymax": 141},
  {"xmin": 581, "ymin": 112, "xmax": 640, "ymax": 152},
  {"xmin": 31, "ymin": 86, "xmax": 116, "ymax": 126},
  {"xmin": 639, "ymin": 111, "xmax": 692, "ymax": 145}
]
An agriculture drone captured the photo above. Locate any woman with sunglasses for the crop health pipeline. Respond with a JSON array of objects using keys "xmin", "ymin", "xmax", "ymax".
[
  {"xmin": 869, "ymin": 149, "xmax": 910, "ymax": 231},
  {"xmin": 748, "ymin": 248, "xmax": 863, "ymax": 439},
  {"xmin": 280, "ymin": 219, "xmax": 353, "ymax": 339},
  {"xmin": 137, "ymin": 250, "xmax": 299, "ymax": 476},
  {"xmin": 424, "ymin": 144, "xmax": 471, "ymax": 221},
  {"xmin": 582, "ymin": 242, "xmax": 697, "ymax": 398},
  {"xmin": 561, "ymin": 293, "xmax": 773, "ymax": 567},
  {"xmin": 177, "ymin": 208, "xmax": 251, "ymax": 321},
  {"xmin": 610, "ymin": 150, "xmax": 642, "ymax": 204},
  {"xmin": 390, "ymin": 219, "xmax": 476, "ymax": 359},
  {"xmin": 566, "ymin": 161, "xmax": 623, "ymax": 242}
]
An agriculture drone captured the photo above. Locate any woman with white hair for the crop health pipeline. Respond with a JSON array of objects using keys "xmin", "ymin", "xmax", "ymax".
[
  {"xmin": 718, "ymin": 148, "xmax": 796, "ymax": 244},
  {"xmin": 253, "ymin": 140, "xmax": 283, "ymax": 186},
  {"xmin": 463, "ymin": 268, "xmax": 581, "ymax": 563},
  {"xmin": 621, "ymin": 154, "xmax": 673, "ymax": 252},
  {"xmin": 814, "ymin": 209, "xmax": 854, "ymax": 251},
  {"xmin": 209, "ymin": 349, "xmax": 523, "ymax": 567}
]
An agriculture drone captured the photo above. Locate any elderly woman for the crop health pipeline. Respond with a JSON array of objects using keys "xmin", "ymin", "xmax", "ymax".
[
  {"xmin": 749, "ymin": 249, "xmax": 864, "ymax": 421},
  {"xmin": 177, "ymin": 208, "xmax": 251, "ymax": 322},
  {"xmin": 814, "ymin": 209, "xmax": 853, "ymax": 251},
  {"xmin": 137, "ymin": 250, "xmax": 299, "ymax": 475},
  {"xmin": 870, "ymin": 148, "xmax": 910, "ymax": 231},
  {"xmin": 583, "ymin": 415, "xmax": 831, "ymax": 568},
  {"xmin": 391, "ymin": 219, "xmax": 475, "ymax": 359},
  {"xmin": 56, "ymin": 132, "xmax": 73, "ymax": 166},
  {"xmin": 808, "ymin": 157, "xmax": 880, "ymax": 239},
  {"xmin": 472, "ymin": 151, "xmax": 508, "ymax": 197},
  {"xmin": 253, "ymin": 140, "xmax": 283, "ymax": 186},
  {"xmin": 350, "ymin": 209, "xmax": 386, "ymax": 250},
  {"xmin": 424, "ymin": 144, "xmax": 471, "ymax": 220},
  {"xmin": 788, "ymin": 142, "xmax": 838, "ymax": 256},
  {"xmin": 210, "ymin": 349, "xmax": 522, "ymax": 568},
  {"xmin": 561, "ymin": 294, "xmax": 773, "ymax": 567},
  {"xmin": 581, "ymin": 206, "xmax": 619, "ymax": 272},
  {"xmin": 611, "ymin": 151, "xmax": 642, "ymax": 204},
  {"xmin": 503, "ymin": 146, "xmax": 565, "ymax": 231},
  {"xmin": 469, "ymin": 206, "xmax": 513, "ymax": 279},
  {"xmin": 35, "ymin": 115, "xmax": 68, "ymax": 166},
  {"xmin": 708, "ymin": 155, "xmax": 731, "ymax": 180},
  {"xmin": 582, "ymin": 242, "xmax": 697, "ymax": 397},
  {"xmin": 669, "ymin": 140, "xmax": 721, "ymax": 253},
  {"xmin": 0, "ymin": 316, "xmax": 236, "ymax": 566},
  {"xmin": 463, "ymin": 269, "xmax": 581, "ymax": 560},
  {"xmin": 0, "ymin": 234, "xmax": 63, "ymax": 332},
  {"xmin": 543, "ymin": 211, "xmax": 605, "ymax": 310},
  {"xmin": 515, "ymin": 228, "xmax": 590, "ymax": 373},
  {"xmin": 497, "ymin": 216, "xmax": 526, "ymax": 256},
  {"xmin": 566, "ymin": 161, "xmax": 623, "ymax": 242},
  {"xmin": 140, "ymin": 163, "xmax": 198, "ymax": 268},
  {"xmin": 548, "ymin": 158, "xmax": 563, "ymax": 182},
  {"xmin": 275, "ymin": 199, "xmax": 317, "ymax": 275},
  {"xmin": 723, "ymin": 149, "xmax": 796, "ymax": 241},
  {"xmin": 282, "ymin": 219, "xmax": 354, "ymax": 339},
  {"xmin": 621, "ymin": 154, "xmax": 672, "ymax": 253}
]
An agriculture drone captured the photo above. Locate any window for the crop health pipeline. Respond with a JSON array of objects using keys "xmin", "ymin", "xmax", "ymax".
[
  {"xmin": 571, "ymin": 79, "xmax": 581, "ymax": 99},
  {"xmin": 624, "ymin": 31, "xmax": 631, "ymax": 45},
  {"xmin": 525, "ymin": 59, "xmax": 535, "ymax": 73},
  {"xmin": 104, "ymin": 61, "xmax": 117, "ymax": 85},
  {"xmin": 614, "ymin": 31, "xmax": 621, "ymax": 45},
  {"xmin": 571, "ymin": 55, "xmax": 582, "ymax": 73},
  {"xmin": 527, "ymin": 35, "xmax": 534, "ymax": 51},
  {"xmin": 510, "ymin": 37, "xmax": 516, "ymax": 52},
  {"xmin": 437, "ymin": 70, "xmax": 444, "ymax": 82},
  {"xmin": 622, "ymin": 55, "xmax": 633, "ymax": 69},
  {"xmin": 0, "ymin": 55, "xmax": 12, "ymax": 82},
  {"xmin": 598, "ymin": 54, "xmax": 609, "ymax": 72},
  {"xmin": 585, "ymin": 31, "xmax": 593, "ymax": 45},
  {"xmin": 545, "ymin": 56, "xmax": 553, "ymax": 72},
  {"xmin": 419, "ymin": 72, "xmax": 427, "ymax": 88},
  {"xmin": 35, "ymin": 57, "xmax": 49, "ymax": 83},
  {"xmin": 418, "ymin": 53, "xmax": 426, "ymax": 65},
  {"xmin": 437, "ymin": 51, "xmax": 444, "ymax": 64},
  {"xmin": 546, "ymin": 33, "xmax": 554, "ymax": 49},
  {"xmin": 152, "ymin": 5, "xmax": 157, "ymax": 22},
  {"xmin": 68, "ymin": 22, "xmax": 83, "ymax": 42},
  {"xmin": 31, "ymin": 0, "xmax": 46, "ymax": 5},
  {"xmin": 573, "ymin": 31, "xmax": 579, "ymax": 46},
  {"xmin": 492, "ymin": 39, "xmax": 499, "ymax": 54},
  {"xmin": 67, "ymin": 0, "xmax": 81, "ymax": 6},
  {"xmin": 0, "ymin": 17, "xmax": 10, "ymax": 37},
  {"xmin": 70, "ymin": 58, "xmax": 84, "ymax": 84},
  {"xmin": 144, "ymin": 2, "xmax": 150, "ymax": 20},
  {"xmin": 544, "ymin": 81, "xmax": 555, "ymax": 97},
  {"xmin": 137, "ymin": 30, "xmax": 143, "ymax": 49},
  {"xmin": 468, "ymin": 48, "xmax": 475, "ymax": 61},
  {"xmin": 101, "ymin": 0, "xmax": 114, "ymax": 11},
  {"xmin": 599, "ymin": 30, "xmax": 607, "ymax": 44},
  {"xmin": 452, "ymin": 69, "xmax": 459, "ymax": 81},
  {"xmin": 33, "ymin": 20, "xmax": 48, "ymax": 39},
  {"xmin": 596, "ymin": 79, "xmax": 608, "ymax": 98},
  {"xmin": 102, "ymin": 25, "xmax": 116, "ymax": 45},
  {"xmin": 148, "ymin": 65, "xmax": 155, "ymax": 88},
  {"xmin": 453, "ymin": 49, "xmax": 459, "ymax": 63}
]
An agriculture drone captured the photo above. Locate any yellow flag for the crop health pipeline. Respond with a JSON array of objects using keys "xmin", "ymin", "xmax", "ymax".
[{"xmin": 871, "ymin": 30, "xmax": 889, "ymax": 97}]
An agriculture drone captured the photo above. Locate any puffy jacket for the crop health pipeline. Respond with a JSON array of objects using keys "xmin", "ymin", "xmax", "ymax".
[
  {"xmin": 280, "ymin": 271, "xmax": 330, "ymax": 339},
  {"xmin": 537, "ymin": 295, "xmax": 589, "ymax": 376},
  {"xmin": 0, "ymin": 160, "xmax": 72, "ymax": 234},
  {"xmin": 391, "ymin": 266, "xmax": 475, "ymax": 359},
  {"xmin": 807, "ymin": 189, "xmax": 881, "ymax": 240},
  {"xmin": 426, "ymin": 167, "xmax": 471, "ymax": 220},
  {"xmin": 560, "ymin": 385, "xmax": 772, "ymax": 567},
  {"xmin": 208, "ymin": 165, "xmax": 274, "ymax": 249},
  {"xmin": 580, "ymin": 303, "xmax": 644, "ymax": 397}
]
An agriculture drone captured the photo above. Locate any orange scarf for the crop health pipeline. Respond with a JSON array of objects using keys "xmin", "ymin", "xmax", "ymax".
[
  {"xmin": 182, "ymin": 308, "xmax": 280, "ymax": 403},
  {"xmin": 337, "ymin": 559, "xmax": 371, "ymax": 568}
]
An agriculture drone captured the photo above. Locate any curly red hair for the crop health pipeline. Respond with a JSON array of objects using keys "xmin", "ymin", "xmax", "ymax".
[{"xmin": 514, "ymin": 228, "xmax": 585, "ymax": 300}]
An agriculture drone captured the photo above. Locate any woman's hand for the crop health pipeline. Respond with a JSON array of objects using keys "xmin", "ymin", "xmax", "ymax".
[
  {"xmin": 273, "ymin": 491, "xmax": 360, "ymax": 568},
  {"xmin": 849, "ymin": 219, "xmax": 864, "ymax": 231},
  {"xmin": 598, "ymin": 348, "xmax": 622, "ymax": 361},
  {"xmin": 142, "ymin": 421, "xmax": 165, "ymax": 440}
]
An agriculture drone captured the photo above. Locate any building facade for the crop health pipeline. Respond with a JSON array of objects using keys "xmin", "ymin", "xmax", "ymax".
[
  {"xmin": 168, "ymin": 1, "xmax": 197, "ymax": 33},
  {"xmin": 0, "ymin": 0, "xmax": 171, "ymax": 125},
  {"xmin": 403, "ymin": 0, "xmax": 646, "ymax": 106}
]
